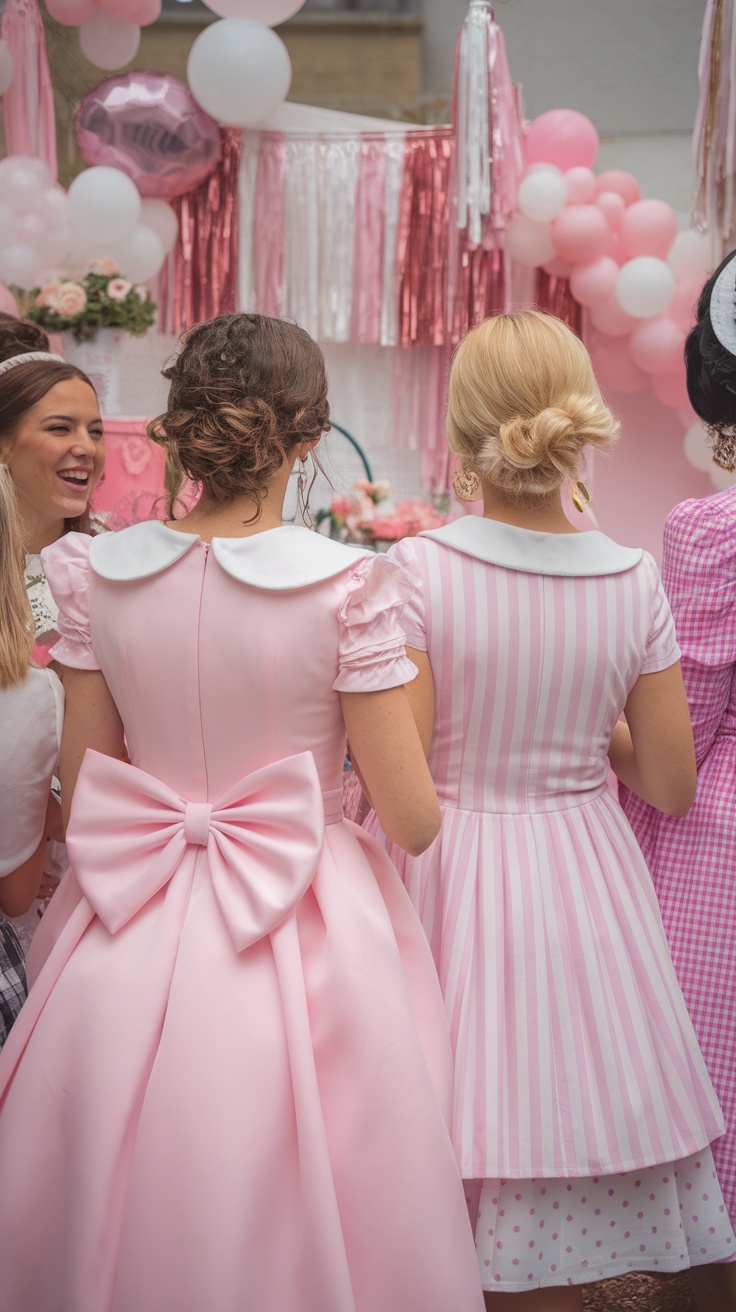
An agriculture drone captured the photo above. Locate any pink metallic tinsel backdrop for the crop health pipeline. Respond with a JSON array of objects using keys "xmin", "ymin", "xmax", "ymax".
[{"xmin": 158, "ymin": 128, "xmax": 241, "ymax": 335}]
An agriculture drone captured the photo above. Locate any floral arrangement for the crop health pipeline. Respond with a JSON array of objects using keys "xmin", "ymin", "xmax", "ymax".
[
  {"xmin": 24, "ymin": 258, "xmax": 157, "ymax": 343},
  {"xmin": 316, "ymin": 479, "xmax": 449, "ymax": 548}
]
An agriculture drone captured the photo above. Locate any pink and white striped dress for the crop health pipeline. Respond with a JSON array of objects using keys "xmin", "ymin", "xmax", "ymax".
[{"xmin": 365, "ymin": 516, "xmax": 734, "ymax": 1291}]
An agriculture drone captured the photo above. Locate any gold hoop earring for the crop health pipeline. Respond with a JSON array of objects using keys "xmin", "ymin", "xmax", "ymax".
[
  {"xmin": 452, "ymin": 467, "xmax": 481, "ymax": 502},
  {"xmin": 570, "ymin": 480, "xmax": 591, "ymax": 514}
]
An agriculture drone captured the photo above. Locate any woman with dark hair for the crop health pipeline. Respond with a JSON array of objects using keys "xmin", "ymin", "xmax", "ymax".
[
  {"xmin": 622, "ymin": 251, "xmax": 736, "ymax": 1308},
  {"xmin": 0, "ymin": 313, "xmax": 484, "ymax": 1312}
]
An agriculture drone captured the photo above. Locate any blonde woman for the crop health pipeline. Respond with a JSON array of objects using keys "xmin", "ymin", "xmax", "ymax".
[
  {"xmin": 365, "ymin": 310, "xmax": 735, "ymax": 1308},
  {"xmin": 0, "ymin": 466, "xmax": 63, "ymax": 1046}
]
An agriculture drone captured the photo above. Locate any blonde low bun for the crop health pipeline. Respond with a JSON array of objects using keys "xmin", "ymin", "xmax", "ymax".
[{"xmin": 447, "ymin": 311, "xmax": 619, "ymax": 505}]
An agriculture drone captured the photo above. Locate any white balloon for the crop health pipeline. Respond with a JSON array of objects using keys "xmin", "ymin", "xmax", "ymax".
[
  {"xmin": 517, "ymin": 167, "xmax": 568, "ymax": 223},
  {"xmin": 0, "ymin": 160, "xmax": 45, "ymax": 216},
  {"xmin": 0, "ymin": 154, "xmax": 52, "ymax": 187},
  {"xmin": 0, "ymin": 201, "xmax": 17, "ymax": 247},
  {"xmin": 505, "ymin": 214, "xmax": 556, "ymax": 268},
  {"xmin": 0, "ymin": 39, "xmax": 15, "ymax": 95},
  {"xmin": 15, "ymin": 212, "xmax": 48, "ymax": 250},
  {"xmin": 616, "ymin": 256, "xmax": 676, "ymax": 320},
  {"xmin": 68, "ymin": 166, "xmax": 141, "ymax": 244},
  {"xmin": 710, "ymin": 463, "xmax": 736, "ymax": 490},
  {"xmin": 683, "ymin": 423, "xmax": 714, "ymax": 472},
  {"xmin": 667, "ymin": 228, "xmax": 713, "ymax": 280},
  {"xmin": 42, "ymin": 186, "xmax": 71, "ymax": 227},
  {"xmin": 139, "ymin": 199, "xmax": 178, "ymax": 255},
  {"xmin": 79, "ymin": 13, "xmax": 141, "ymax": 71},
  {"xmin": 187, "ymin": 18, "xmax": 292, "ymax": 127},
  {"xmin": 0, "ymin": 242, "xmax": 42, "ymax": 290},
  {"xmin": 111, "ymin": 224, "xmax": 165, "ymax": 282}
]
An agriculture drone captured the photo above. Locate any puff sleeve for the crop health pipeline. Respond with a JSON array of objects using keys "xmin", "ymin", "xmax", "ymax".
[
  {"xmin": 333, "ymin": 554, "xmax": 419, "ymax": 693},
  {"xmin": 662, "ymin": 491, "xmax": 736, "ymax": 766},
  {"xmin": 40, "ymin": 532, "xmax": 100, "ymax": 670},
  {"xmin": 640, "ymin": 551, "xmax": 681, "ymax": 674}
]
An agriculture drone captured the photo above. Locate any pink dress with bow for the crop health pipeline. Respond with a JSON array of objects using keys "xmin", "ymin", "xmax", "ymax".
[{"xmin": 0, "ymin": 521, "xmax": 484, "ymax": 1312}]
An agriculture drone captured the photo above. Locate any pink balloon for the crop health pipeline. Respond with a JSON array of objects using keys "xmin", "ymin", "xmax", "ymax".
[
  {"xmin": 45, "ymin": 0, "xmax": 97, "ymax": 24},
  {"xmin": 98, "ymin": 0, "xmax": 141, "ymax": 16},
  {"xmin": 564, "ymin": 167, "xmax": 596, "ymax": 204},
  {"xmin": 75, "ymin": 72, "xmax": 222, "ymax": 199},
  {"xmin": 127, "ymin": 0, "xmax": 161, "ymax": 23},
  {"xmin": 629, "ymin": 316, "xmax": 684, "ymax": 375},
  {"xmin": 0, "ymin": 284, "xmax": 18, "ymax": 315},
  {"xmin": 621, "ymin": 199, "xmax": 680, "ymax": 260},
  {"xmin": 590, "ymin": 334, "xmax": 649, "ymax": 394},
  {"xmin": 201, "ymin": 0, "xmax": 305, "ymax": 21},
  {"xmin": 569, "ymin": 255, "xmax": 618, "ymax": 307},
  {"xmin": 669, "ymin": 274, "xmax": 706, "ymax": 331},
  {"xmin": 602, "ymin": 229, "xmax": 624, "ymax": 264},
  {"xmin": 589, "ymin": 295, "xmax": 638, "ymax": 338},
  {"xmin": 551, "ymin": 204, "xmax": 609, "ymax": 263},
  {"xmin": 542, "ymin": 255, "xmax": 574, "ymax": 279},
  {"xmin": 678, "ymin": 404, "xmax": 698, "ymax": 429},
  {"xmin": 651, "ymin": 369, "xmax": 690, "ymax": 410},
  {"xmin": 525, "ymin": 109, "xmax": 599, "ymax": 172},
  {"xmin": 595, "ymin": 190, "xmax": 626, "ymax": 228},
  {"xmin": 594, "ymin": 170, "xmax": 641, "ymax": 206},
  {"xmin": 79, "ymin": 14, "xmax": 140, "ymax": 71}
]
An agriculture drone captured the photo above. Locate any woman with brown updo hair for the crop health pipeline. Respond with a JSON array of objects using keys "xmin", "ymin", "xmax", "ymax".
[
  {"xmin": 365, "ymin": 310, "xmax": 735, "ymax": 1308},
  {"xmin": 0, "ymin": 312, "xmax": 485, "ymax": 1312}
]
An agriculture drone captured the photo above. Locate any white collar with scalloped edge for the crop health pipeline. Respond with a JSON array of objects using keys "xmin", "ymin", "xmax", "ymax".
[
  {"xmin": 89, "ymin": 521, "xmax": 371, "ymax": 590},
  {"xmin": 419, "ymin": 516, "xmax": 643, "ymax": 577}
]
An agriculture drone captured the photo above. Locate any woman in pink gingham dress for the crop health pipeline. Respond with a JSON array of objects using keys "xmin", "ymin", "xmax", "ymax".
[
  {"xmin": 623, "ymin": 252, "xmax": 736, "ymax": 1309},
  {"xmin": 365, "ymin": 311, "xmax": 736, "ymax": 1309}
]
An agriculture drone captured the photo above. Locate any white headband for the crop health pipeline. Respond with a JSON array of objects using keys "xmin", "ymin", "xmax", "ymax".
[
  {"xmin": 709, "ymin": 259, "xmax": 736, "ymax": 356},
  {"xmin": 0, "ymin": 351, "xmax": 66, "ymax": 377}
]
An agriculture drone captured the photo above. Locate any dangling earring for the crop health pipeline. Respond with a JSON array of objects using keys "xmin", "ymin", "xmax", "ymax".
[
  {"xmin": 570, "ymin": 480, "xmax": 591, "ymax": 514},
  {"xmin": 296, "ymin": 455, "xmax": 311, "ymax": 526},
  {"xmin": 452, "ymin": 466, "xmax": 482, "ymax": 502}
]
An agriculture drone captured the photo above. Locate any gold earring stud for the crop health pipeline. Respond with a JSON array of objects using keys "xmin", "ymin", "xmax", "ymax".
[{"xmin": 452, "ymin": 467, "xmax": 481, "ymax": 502}]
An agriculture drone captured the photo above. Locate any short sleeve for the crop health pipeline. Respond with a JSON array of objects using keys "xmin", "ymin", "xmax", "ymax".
[
  {"xmin": 640, "ymin": 552, "xmax": 681, "ymax": 674},
  {"xmin": 384, "ymin": 538, "xmax": 427, "ymax": 651},
  {"xmin": 333, "ymin": 554, "xmax": 419, "ymax": 693},
  {"xmin": 0, "ymin": 668, "xmax": 63, "ymax": 876},
  {"xmin": 662, "ymin": 492, "xmax": 736, "ymax": 668},
  {"xmin": 40, "ymin": 532, "xmax": 100, "ymax": 670}
]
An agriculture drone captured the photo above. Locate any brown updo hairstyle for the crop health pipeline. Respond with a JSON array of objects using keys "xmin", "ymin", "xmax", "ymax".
[
  {"xmin": 447, "ymin": 310, "xmax": 619, "ymax": 505},
  {"xmin": 149, "ymin": 313, "xmax": 330, "ymax": 521},
  {"xmin": 0, "ymin": 319, "xmax": 99, "ymax": 536}
]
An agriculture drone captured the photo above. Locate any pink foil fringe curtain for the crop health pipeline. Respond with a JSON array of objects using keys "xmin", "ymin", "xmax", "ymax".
[
  {"xmin": 693, "ymin": 0, "xmax": 736, "ymax": 261},
  {"xmin": 1, "ymin": 0, "xmax": 57, "ymax": 179},
  {"xmin": 158, "ymin": 128, "xmax": 241, "ymax": 336}
]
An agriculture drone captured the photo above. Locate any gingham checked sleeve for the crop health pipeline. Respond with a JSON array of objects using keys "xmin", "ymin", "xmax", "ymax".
[{"xmin": 663, "ymin": 494, "xmax": 736, "ymax": 767}]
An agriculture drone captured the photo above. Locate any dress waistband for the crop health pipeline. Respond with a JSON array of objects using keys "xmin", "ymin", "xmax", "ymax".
[{"xmin": 322, "ymin": 787, "xmax": 344, "ymax": 825}]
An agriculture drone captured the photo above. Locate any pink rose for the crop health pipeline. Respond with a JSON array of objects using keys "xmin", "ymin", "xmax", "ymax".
[
  {"xmin": 35, "ymin": 280, "xmax": 60, "ymax": 309},
  {"xmin": 107, "ymin": 277, "xmax": 132, "ymax": 302},
  {"xmin": 370, "ymin": 515, "xmax": 408, "ymax": 542},
  {"xmin": 89, "ymin": 257, "xmax": 119, "ymax": 276},
  {"xmin": 331, "ymin": 495, "xmax": 350, "ymax": 520},
  {"xmin": 49, "ymin": 282, "xmax": 87, "ymax": 318}
]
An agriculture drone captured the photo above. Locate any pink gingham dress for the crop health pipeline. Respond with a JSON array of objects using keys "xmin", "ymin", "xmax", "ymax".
[
  {"xmin": 622, "ymin": 486, "xmax": 736, "ymax": 1231},
  {"xmin": 365, "ymin": 516, "xmax": 735, "ymax": 1291}
]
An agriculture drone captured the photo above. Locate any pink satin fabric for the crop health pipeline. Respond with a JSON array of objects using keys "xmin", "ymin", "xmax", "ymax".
[
  {"xmin": 0, "ymin": 0, "xmax": 57, "ymax": 178},
  {"xmin": 67, "ymin": 749, "xmax": 325, "ymax": 949}
]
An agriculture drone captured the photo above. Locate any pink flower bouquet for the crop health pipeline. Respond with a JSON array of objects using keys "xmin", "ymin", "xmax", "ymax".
[
  {"xmin": 316, "ymin": 480, "xmax": 449, "ymax": 548},
  {"xmin": 25, "ymin": 259, "xmax": 156, "ymax": 343}
]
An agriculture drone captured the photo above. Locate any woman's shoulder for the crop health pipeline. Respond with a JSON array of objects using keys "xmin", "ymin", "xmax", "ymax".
[{"xmin": 665, "ymin": 485, "xmax": 736, "ymax": 551}]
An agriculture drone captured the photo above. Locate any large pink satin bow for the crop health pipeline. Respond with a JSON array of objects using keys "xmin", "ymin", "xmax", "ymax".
[{"xmin": 66, "ymin": 750, "xmax": 325, "ymax": 951}]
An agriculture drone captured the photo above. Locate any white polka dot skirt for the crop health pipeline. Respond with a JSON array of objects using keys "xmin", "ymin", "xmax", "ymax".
[{"xmin": 466, "ymin": 1147, "xmax": 736, "ymax": 1293}]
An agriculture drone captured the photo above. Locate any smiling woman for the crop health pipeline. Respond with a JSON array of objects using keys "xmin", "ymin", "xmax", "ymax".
[{"xmin": 0, "ymin": 318, "xmax": 104, "ymax": 984}]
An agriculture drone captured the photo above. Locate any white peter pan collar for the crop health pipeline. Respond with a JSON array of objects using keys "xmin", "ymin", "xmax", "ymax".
[
  {"xmin": 419, "ymin": 517, "xmax": 643, "ymax": 577},
  {"xmin": 89, "ymin": 521, "xmax": 371, "ymax": 589}
]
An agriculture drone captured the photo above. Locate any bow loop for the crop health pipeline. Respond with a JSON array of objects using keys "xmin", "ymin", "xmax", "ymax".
[{"xmin": 66, "ymin": 750, "xmax": 324, "ymax": 950}]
